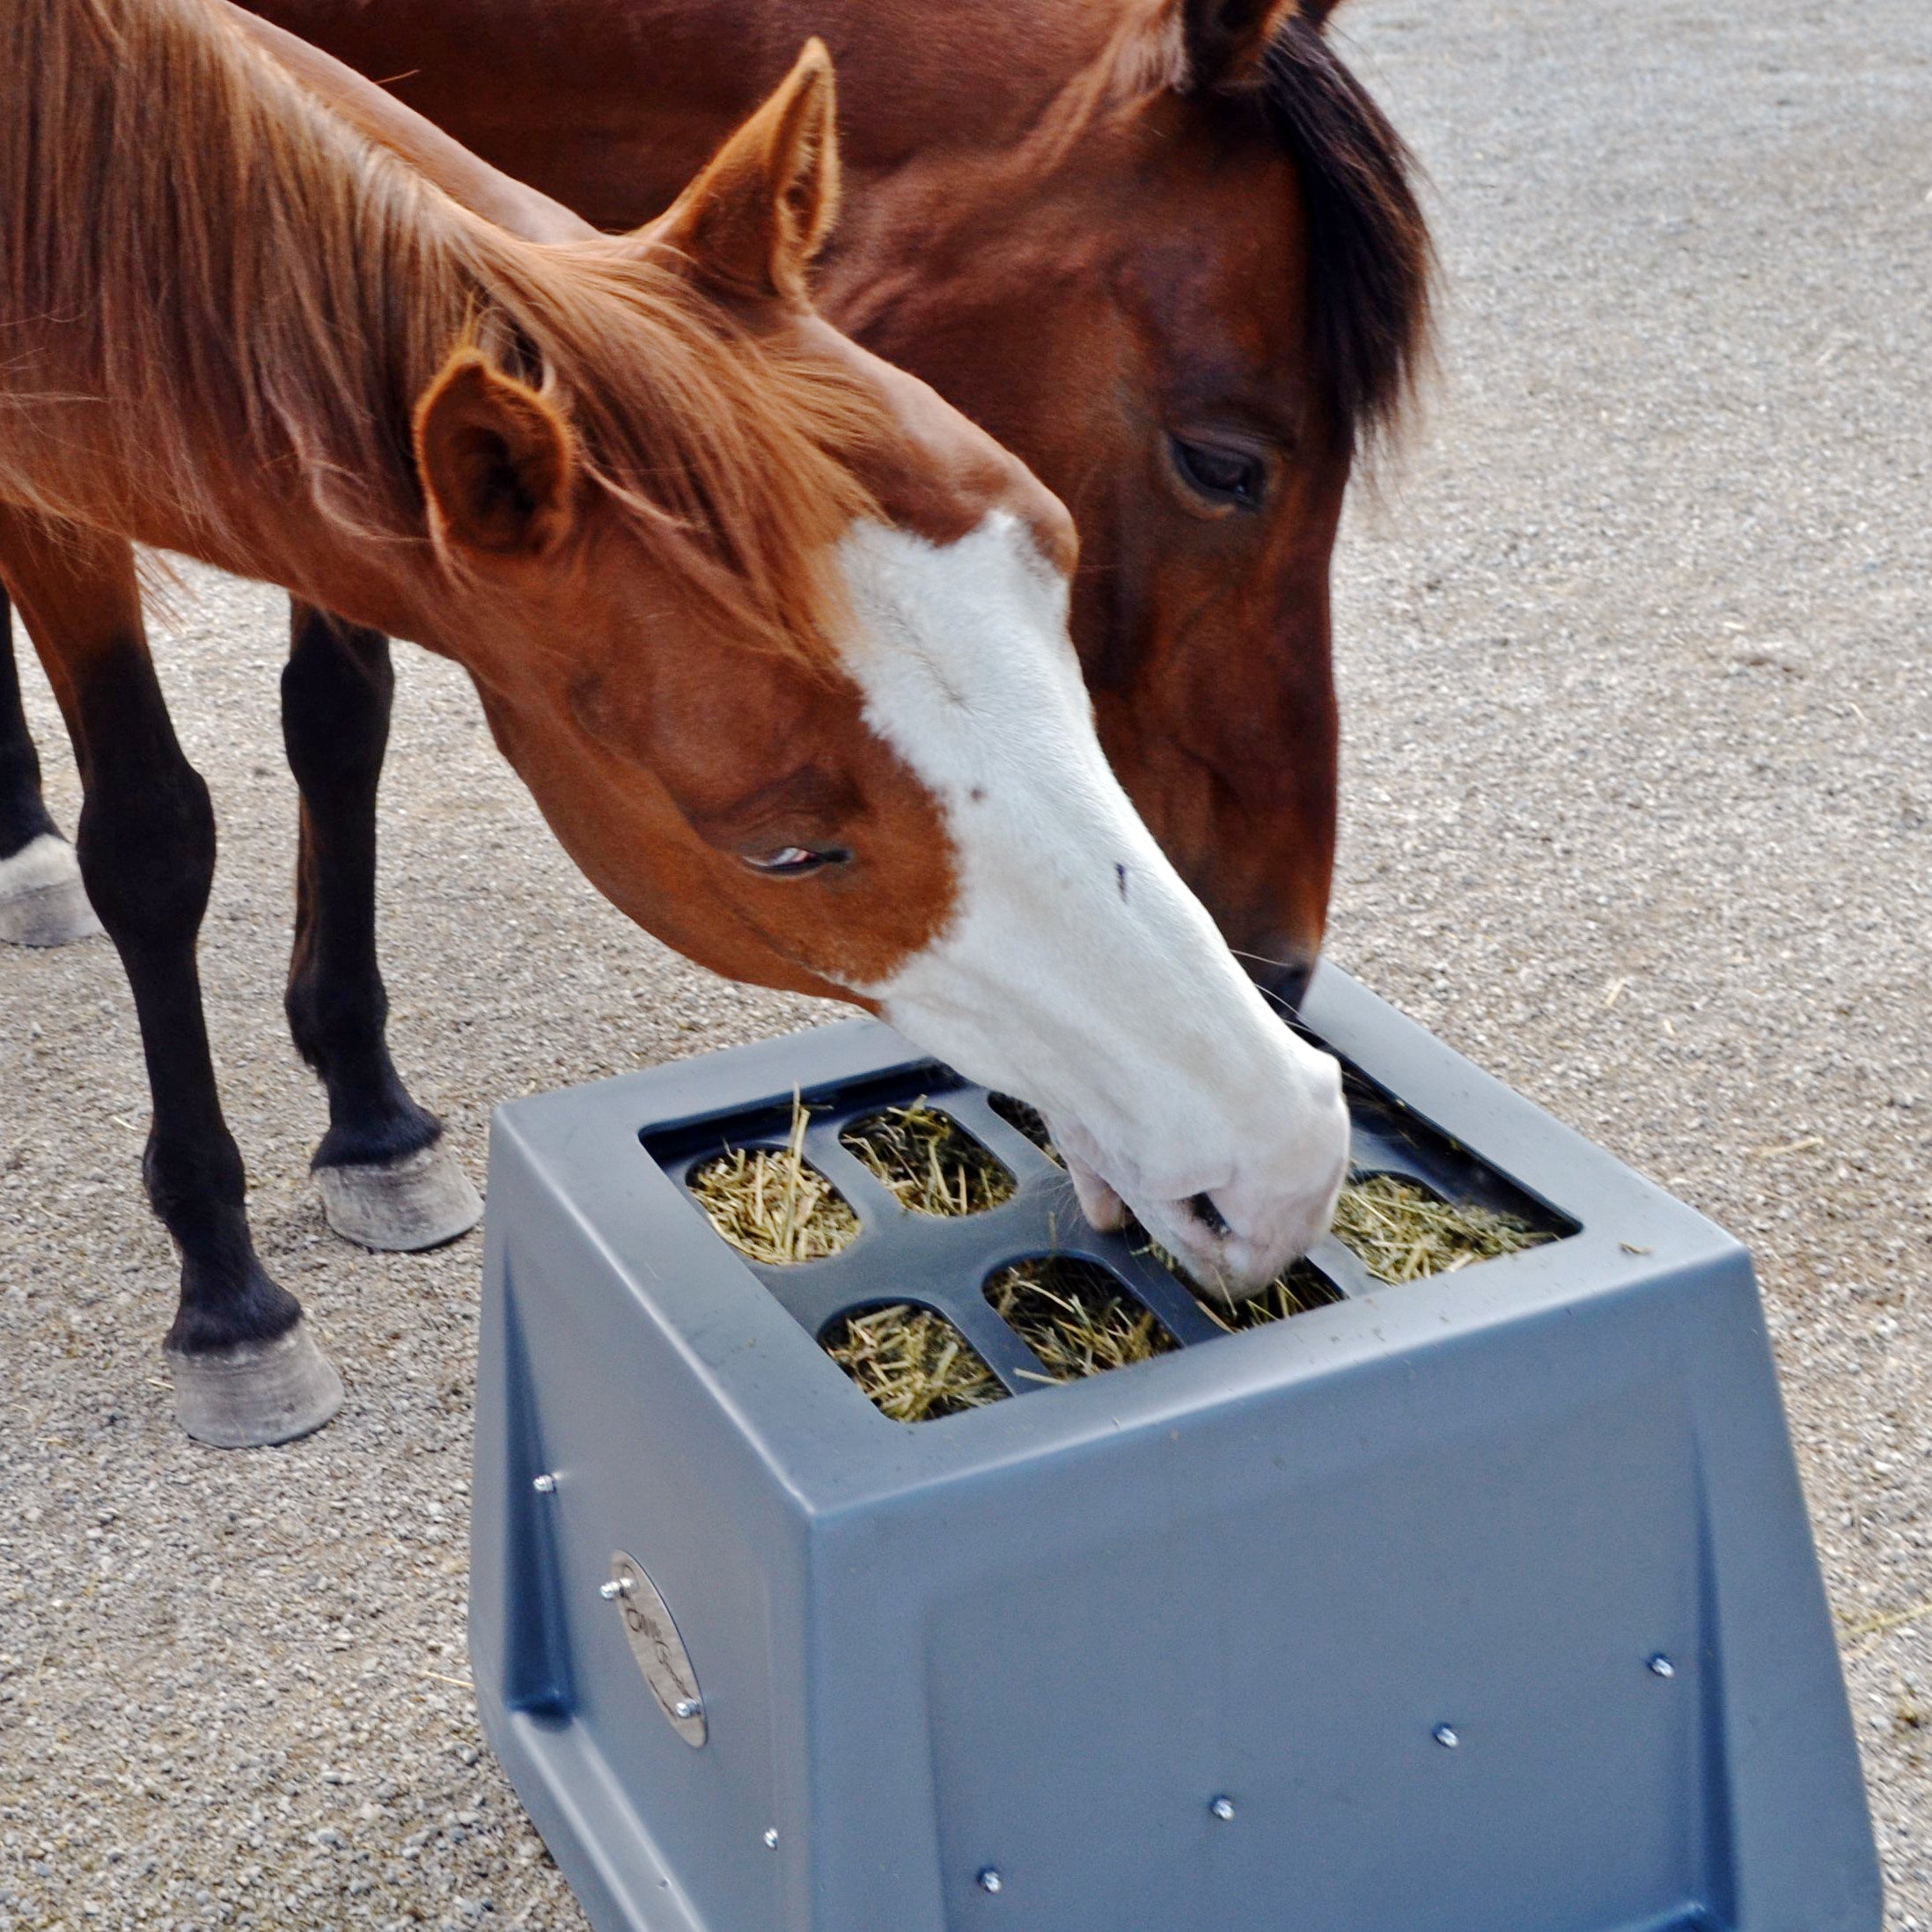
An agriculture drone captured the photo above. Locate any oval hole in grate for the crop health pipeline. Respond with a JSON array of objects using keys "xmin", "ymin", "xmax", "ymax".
[
  {"xmin": 985, "ymin": 1257, "xmax": 1176, "ymax": 1383},
  {"xmin": 1123, "ymin": 1212, "xmax": 1343, "ymax": 1333},
  {"xmin": 841, "ymin": 1104, "xmax": 1015, "ymax": 1216},
  {"xmin": 820, "ymin": 1303, "xmax": 1007, "ymax": 1422},
  {"xmin": 1334, "ymin": 1171, "xmax": 1553, "ymax": 1284},
  {"xmin": 688, "ymin": 1142, "xmax": 858, "ymax": 1265},
  {"xmin": 986, "ymin": 1092, "xmax": 1062, "ymax": 1165},
  {"xmin": 1190, "ymin": 1260, "xmax": 1345, "ymax": 1333}
]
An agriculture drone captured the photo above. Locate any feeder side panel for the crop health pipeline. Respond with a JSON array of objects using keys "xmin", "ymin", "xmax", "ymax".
[{"xmin": 474, "ymin": 1110, "xmax": 823, "ymax": 1932}]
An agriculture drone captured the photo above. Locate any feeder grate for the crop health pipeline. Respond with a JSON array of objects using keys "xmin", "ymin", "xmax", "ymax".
[{"xmin": 652, "ymin": 1054, "xmax": 1575, "ymax": 1424}]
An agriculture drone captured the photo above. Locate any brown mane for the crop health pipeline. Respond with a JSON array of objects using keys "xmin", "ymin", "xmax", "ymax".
[{"xmin": 0, "ymin": 0, "xmax": 886, "ymax": 661}]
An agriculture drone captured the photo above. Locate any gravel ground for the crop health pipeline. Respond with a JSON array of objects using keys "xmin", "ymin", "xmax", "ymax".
[{"xmin": 3, "ymin": 0, "xmax": 1928, "ymax": 1925}]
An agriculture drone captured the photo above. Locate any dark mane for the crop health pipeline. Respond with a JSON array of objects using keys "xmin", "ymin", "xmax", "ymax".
[{"xmin": 1255, "ymin": 18, "xmax": 1434, "ymax": 451}]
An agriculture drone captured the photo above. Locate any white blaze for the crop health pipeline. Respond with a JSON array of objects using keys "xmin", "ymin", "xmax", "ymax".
[{"xmin": 834, "ymin": 513, "xmax": 1348, "ymax": 1293}]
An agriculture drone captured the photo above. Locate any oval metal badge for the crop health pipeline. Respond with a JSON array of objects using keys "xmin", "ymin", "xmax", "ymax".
[{"xmin": 606, "ymin": 1551, "xmax": 707, "ymax": 1747}]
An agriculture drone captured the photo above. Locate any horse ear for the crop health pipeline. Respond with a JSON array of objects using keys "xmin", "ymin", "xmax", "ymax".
[
  {"xmin": 415, "ymin": 352, "xmax": 576, "ymax": 560},
  {"xmin": 1177, "ymin": 0, "xmax": 1319, "ymax": 92},
  {"xmin": 651, "ymin": 40, "xmax": 841, "ymax": 301}
]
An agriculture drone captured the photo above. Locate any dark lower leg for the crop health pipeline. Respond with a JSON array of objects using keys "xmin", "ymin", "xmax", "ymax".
[
  {"xmin": 3, "ymin": 518, "xmax": 307, "ymax": 1366},
  {"xmin": 0, "ymin": 591, "xmax": 61, "ymax": 860},
  {"xmin": 82, "ymin": 666, "xmax": 301, "ymax": 1356},
  {"xmin": 4, "ymin": 514, "xmax": 337, "ymax": 1442},
  {"xmin": 0, "ymin": 589, "xmax": 101, "ymax": 947},
  {"xmin": 281, "ymin": 603, "xmax": 442, "ymax": 1171}
]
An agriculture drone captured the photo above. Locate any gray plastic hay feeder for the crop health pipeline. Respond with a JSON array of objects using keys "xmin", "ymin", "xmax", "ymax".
[{"xmin": 469, "ymin": 966, "xmax": 1878, "ymax": 1932}]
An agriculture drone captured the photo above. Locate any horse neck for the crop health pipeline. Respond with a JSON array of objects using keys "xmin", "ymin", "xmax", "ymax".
[
  {"xmin": 767, "ymin": 0, "xmax": 1134, "ymax": 167},
  {"xmin": 253, "ymin": 0, "xmax": 1139, "ymax": 224},
  {"xmin": 224, "ymin": 2, "xmax": 591, "ymax": 247},
  {"xmin": 0, "ymin": 0, "xmax": 482, "ymax": 632}
]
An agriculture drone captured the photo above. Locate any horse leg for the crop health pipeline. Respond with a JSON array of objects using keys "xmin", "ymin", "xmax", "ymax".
[
  {"xmin": 282, "ymin": 600, "xmax": 481, "ymax": 1250},
  {"xmin": 0, "ymin": 590, "xmax": 102, "ymax": 945},
  {"xmin": 0, "ymin": 511, "xmax": 342, "ymax": 1446}
]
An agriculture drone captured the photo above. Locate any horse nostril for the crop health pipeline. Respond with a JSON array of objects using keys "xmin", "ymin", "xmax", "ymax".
[{"xmin": 1188, "ymin": 1191, "xmax": 1231, "ymax": 1239}]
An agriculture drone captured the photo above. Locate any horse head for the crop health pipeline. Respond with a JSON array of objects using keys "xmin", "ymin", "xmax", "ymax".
[
  {"xmin": 810, "ymin": 0, "xmax": 1433, "ymax": 1004},
  {"xmin": 413, "ymin": 45, "xmax": 1349, "ymax": 1290}
]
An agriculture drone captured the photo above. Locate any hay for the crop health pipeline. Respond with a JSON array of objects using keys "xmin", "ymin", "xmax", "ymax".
[
  {"xmin": 987, "ymin": 1257, "xmax": 1176, "ymax": 1382},
  {"xmin": 1194, "ymin": 1261, "xmax": 1343, "ymax": 1333},
  {"xmin": 843, "ymin": 1104, "xmax": 1014, "ymax": 1216},
  {"xmin": 821, "ymin": 1304, "xmax": 1006, "ymax": 1422},
  {"xmin": 1331, "ymin": 1172, "xmax": 1548, "ymax": 1283},
  {"xmin": 687, "ymin": 1099, "xmax": 858, "ymax": 1265},
  {"xmin": 987, "ymin": 1092, "xmax": 1062, "ymax": 1165},
  {"xmin": 1150, "ymin": 1172, "xmax": 1550, "ymax": 1332},
  {"xmin": 689, "ymin": 1098, "xmax": 1017, "ymax": 1421},
  {"xmin": 689, "ymin": 1092, "xmax": 1554, "ymax": 1421}
]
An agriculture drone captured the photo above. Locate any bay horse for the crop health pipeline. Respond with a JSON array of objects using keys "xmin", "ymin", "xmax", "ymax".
[
  {"xmin": 0, "ymin": 0, "xmax": 1431, "ymax": 986},
  {"xmin": 0, "ymin": 0, "xmax": 1348, "ymax": 1444}
]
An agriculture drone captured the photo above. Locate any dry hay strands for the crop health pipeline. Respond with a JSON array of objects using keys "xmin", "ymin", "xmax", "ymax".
[
  {"xmin": 1332, "ymin": 1172, "xmax": 1549, "ymax": 1284},
  {"xmin": 843, "ymin": 1103, "xmax": 1015, "ymax": 1216},
  {"xmin": 1196, "ymin": 1260, "xmax": 1343, "ymax": 1333},
  {"xmin": 822, "ymin": 1303, "xmax": 1005, "ymax": 1422},
  {"xmin": 689, "ymin": 1098, "xmax": 858, "ymax": 1265},
  {"xmin": 1130, "ymin": 1229, "xmax": 1342, "ymax": 1332},
  {"xmin": 1157, "ymin": 1174, "xmax": 1548, "ymax": 1333},
  {"xmin": 988, "ymin": 1257, "xmax": 1176, "ymax": 1383}
]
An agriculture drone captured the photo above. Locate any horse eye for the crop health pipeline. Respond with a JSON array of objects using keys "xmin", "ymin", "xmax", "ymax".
[
  {"xmin": 744, "ymin": 845, "xmax": 848, "ymax": 877},
  {"xmin": 1170, "ymin": 437, "xmax": 1266, "ymax": 510}
]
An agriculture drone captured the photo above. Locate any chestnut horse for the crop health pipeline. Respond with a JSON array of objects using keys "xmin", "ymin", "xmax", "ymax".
[
  {"xmin": 1, "ymin": 0, "xmax": 1347, "ymax": 1443},
  {"xmin": 0, "ymin": 0, "xmax": 1430, "ymax": 986}
]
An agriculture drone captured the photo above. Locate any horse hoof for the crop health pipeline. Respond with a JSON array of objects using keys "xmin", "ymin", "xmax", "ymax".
[
  {"xmin": 167, "ymin": 1319, "xmax": 345, "ymax": 1449},
  {"xmin": 0, "ymin": 834, "xmax": 103, "ymax": 947},
  {"xmin": 317, "ymin": 1140, "xmax": 483, "ymax": 1252}
]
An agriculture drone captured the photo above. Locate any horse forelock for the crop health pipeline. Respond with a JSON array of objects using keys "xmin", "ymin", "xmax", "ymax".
[
  {"xmin": 1252, "ymin": 17, "xmax": 1434, "ymax": 452},
  {"xmin": 1042, "ymin": 3, "xmax": 1433, "ymax": 456},
  {"xmin": 0, "ymin": 0, "xmax": 886, "ymax": 672}
]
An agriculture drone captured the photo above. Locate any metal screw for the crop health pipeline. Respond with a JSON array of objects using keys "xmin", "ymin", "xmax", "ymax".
[
  {"xmin": 1649, "ymin": 1654, "xmax": 1676, "ymax": 1679},
  {"xmin": 532, "ymin": 1473, "xmax": 557, "ymax": 1495},
  {"xmin": 763, "ymin": 1828, "xmax": 780, "ymax": 1851},
  {"xmin": 976, "ymin": 1868, "xmax": 1003, "ymax": 1894},
  {"xmin": 599, "ymin": 1577, "xmax": 630, "ymax": 1601},
  {"xmin": 1209, "ymin": 1796, "xmax": 1236, "ymax": 1822},
  {"xmin": 672, "ymin": 1697, "xmax": 703, "ymax": 1722},
  {"xmin": 1433, "ymin": 1724, "xmax": 1460, "ymax": 1749}
]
